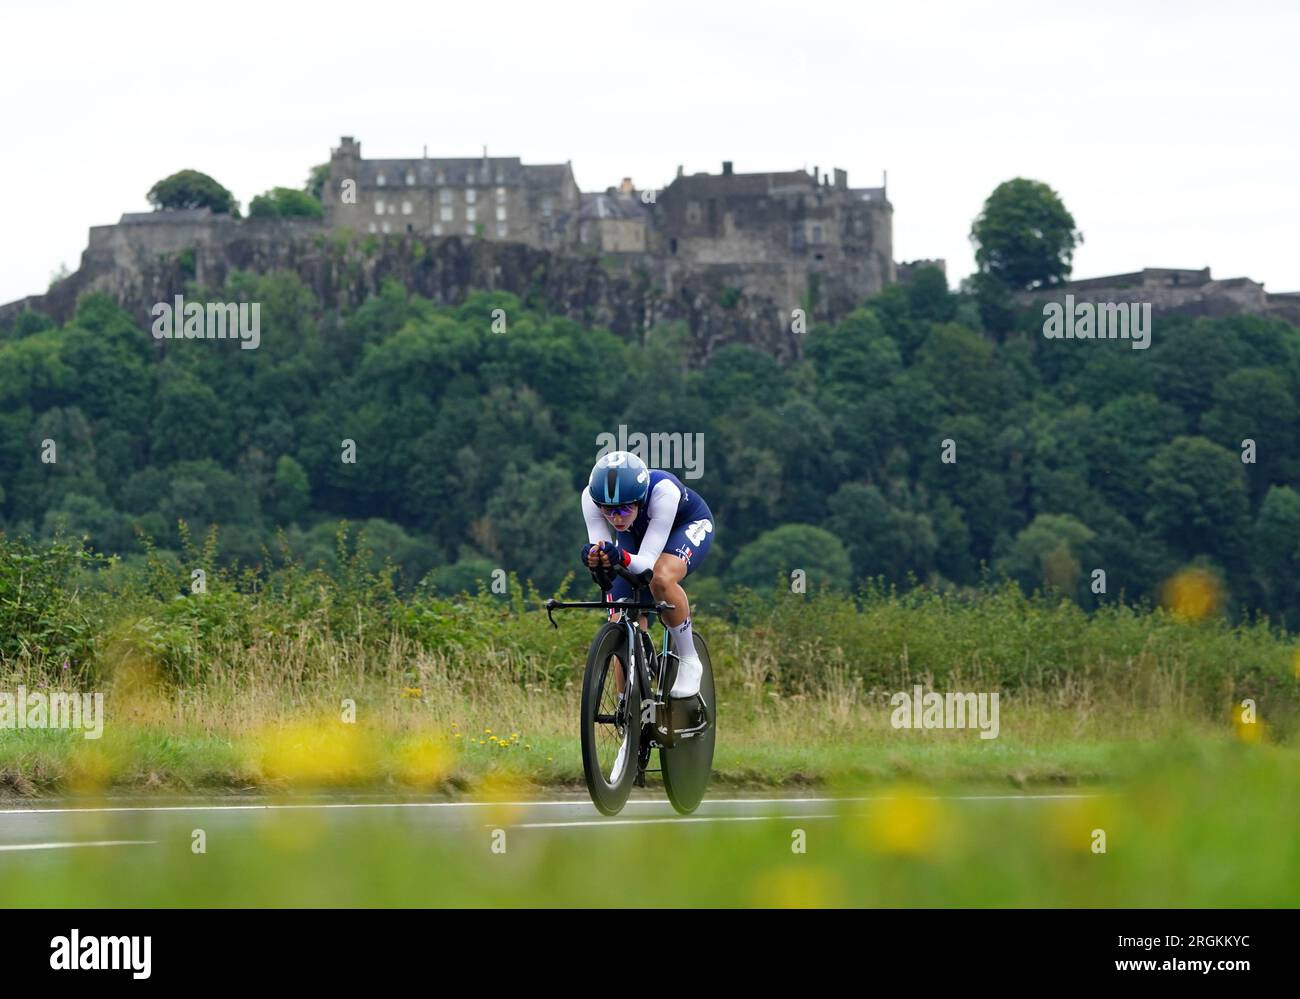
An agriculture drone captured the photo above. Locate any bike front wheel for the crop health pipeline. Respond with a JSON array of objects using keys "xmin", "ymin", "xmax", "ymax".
[{"xmin": 580, "ymin": 621, "xmax": 641, "ymax": 815}]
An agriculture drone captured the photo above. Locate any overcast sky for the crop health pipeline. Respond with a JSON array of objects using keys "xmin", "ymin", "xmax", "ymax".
[{"xmin": 3, "ymin": 0, "xmax": 1297, "ymax": 307}]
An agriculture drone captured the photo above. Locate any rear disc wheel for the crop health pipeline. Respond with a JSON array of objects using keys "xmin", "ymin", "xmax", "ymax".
[{"xmin": 660, "ymin": 633, "xmax": 716, "ymax": 815}]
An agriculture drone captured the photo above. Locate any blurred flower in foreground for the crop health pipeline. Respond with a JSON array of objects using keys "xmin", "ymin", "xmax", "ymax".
[
  {"xmin": 1232, "ymin": 702, "xmax": 1267, "ymax": 744},
  {"xmin": 1159, "ymin": 567, "xmax": 1223, "ymax": 621},
  {"xmin": 1043, "ymin": 795, "xmax": 1120, "ymax": 854},
  {"xmin": 255, "ymin": 719, "xmax": 373, "ymax": 787},
  {"xmin": 751, "ymin": 866, "xmax": 842, "ymax": 908},
  {"xmin": 396, "ymin": 736, "xmax": 456, "ymax": 788},
  {"xmin": 474, "ymin": 769, "xmax": 531, "ymax": 826},
  {"xmin": 849, "ymin": 787, "xmax": 946, "ymax": 857},
  {"xmin": 66, "ymin": 744, "xmax": 117, "ymax": 795}
]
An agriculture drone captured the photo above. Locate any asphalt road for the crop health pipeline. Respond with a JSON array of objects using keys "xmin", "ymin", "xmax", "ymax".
[{"xmin": 0, "ymin": 791, "xmax": 1098, "ymax": 853}]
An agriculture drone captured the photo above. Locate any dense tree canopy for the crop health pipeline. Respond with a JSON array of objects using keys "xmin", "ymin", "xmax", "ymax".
[{"xmin": 2, "ymin": 263, "xmax": 1299, "ymax": 624}]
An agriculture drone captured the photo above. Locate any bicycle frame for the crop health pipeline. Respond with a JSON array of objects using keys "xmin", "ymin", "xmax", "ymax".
[
  {"xmin": 545, "ymin": 564, "xmax": 669, "ymax": 714},
  {"xmin": 544, "ymin": 563, "xmax": 707, "ymax": 748}
]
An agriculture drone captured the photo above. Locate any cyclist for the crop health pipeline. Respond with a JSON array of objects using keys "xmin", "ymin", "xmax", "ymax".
[{"xmin": 580, "ymin": 450, "xmax": 715, "ymax": 700}]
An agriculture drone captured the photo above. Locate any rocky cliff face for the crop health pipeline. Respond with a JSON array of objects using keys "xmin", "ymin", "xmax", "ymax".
[{"xmin": 1, "ymin": 218, "xmax": 810, "ymax": 364}]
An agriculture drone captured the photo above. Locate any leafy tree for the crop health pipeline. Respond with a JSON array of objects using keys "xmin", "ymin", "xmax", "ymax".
[
  {"xmin": 727, "ymin": 524, "xmax": 852, "ymax": 593},
  {"xmin": 1200, "ymin": 367, "xmax": 1298, "ymax": 495},
  {"xmin": 996, "ymin": 513, "xmax": 1096, "ymax": 598},
  {"xmin": 306, "ymin": 163, "xmax": 330, "ymax": 200},
  {"xmin": 1249, "ymin": 486, "xmax": 1300, "ymax": 622},
  {"xmin": 249, "ymin": 186, "xmax": 324, "ymax": 219},
  {"xmin": 270, "ymin": 455, "xmax": 311, "ymax": 525},
  {"xmin": 1145, "ymin": 436, "xmax": 1249, "ymax": 572},
  {"xmin": 970, "ymin": 178, "xmax": 1081, "ymax": 290},
  {"xmin": 482, "ymin": 461, "xmax": 582, "ymax": 594},
  {"xmin": 421, "ymin": 556, "xmax": 499, "ymax": 597},
  {"xmin": 147, "ymin": 170, "xmax": 239, "ymax": 215},
  {"xmin": 905, "ymin": 265, "xmax": 957, "ymax": 323},
  {"xmin": 826, "ymin": 483, "xmax": 936, "ymax": 582}
]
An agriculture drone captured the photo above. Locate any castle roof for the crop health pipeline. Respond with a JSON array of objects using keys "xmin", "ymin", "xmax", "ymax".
[
  {"xmin": 669, "ymin": 171, "xmax": 815, "ymax": 197},
  {"xmin": 578, "ymin": 192, "xmax": 649, "ymax": 221}
]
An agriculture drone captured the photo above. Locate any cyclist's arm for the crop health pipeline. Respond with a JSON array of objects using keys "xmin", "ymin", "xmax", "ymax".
[
  {"xmin": 624, "ymin": 480, "xmax": 681, "ymax": 574},
  {"xmin": 581, "ymin": 490, "xmax": 614, "ymax": 544}
]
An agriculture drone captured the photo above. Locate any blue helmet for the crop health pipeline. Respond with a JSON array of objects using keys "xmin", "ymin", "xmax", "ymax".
[{"xmin": 587, "ymin": 451, "xmax": 650, "ymax": 507}]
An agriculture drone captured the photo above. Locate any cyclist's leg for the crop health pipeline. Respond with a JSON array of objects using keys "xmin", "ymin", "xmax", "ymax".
[
  {"xmin": 650, "ymin": 513, "xmax": 714, "ymax": 625},
  {"xmin": 650, "ymin": 515, "xmax": 714, "ymax": 696}
]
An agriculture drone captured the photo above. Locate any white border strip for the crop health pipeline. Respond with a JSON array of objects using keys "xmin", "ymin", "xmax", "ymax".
[{"xmin": 0, "ymin": 839, "xmax": 156, "ymax": 852}]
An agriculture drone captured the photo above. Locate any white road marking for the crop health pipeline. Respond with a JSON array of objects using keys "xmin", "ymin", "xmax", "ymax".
[
  {"xmin": 0, "ymin": 793, "xmax": 1099, "ymax": 816},
  {"xmin": 508, "ymin": 814, "xmax": 839, "ymax": 829},
  {"xmin": 0, "ymin": 840, "xmax": 156, "ymax": 853}
]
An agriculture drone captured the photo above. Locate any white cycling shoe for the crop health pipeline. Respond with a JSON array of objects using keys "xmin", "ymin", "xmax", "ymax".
[
  {"xmin": 609, "ymin": 726, "xmax": 630, "ymax": 784},
  {"xmin": 670, "ymin": 654, "xmax": 703, "ymax": 699}
]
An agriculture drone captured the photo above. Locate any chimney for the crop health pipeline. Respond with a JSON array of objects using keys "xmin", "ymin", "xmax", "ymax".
[
  {"xmin": 676, "ymin": 165, "xmax": 684, "ymax": 178},
  {"xmin": 813, "ymin": 166, "xmax": 819, "ymax": 183},
  {"xmin": 619, "ymin": 177, "xmax": 635, "ymax": 195},
  {"xmin": 722, "ymin": 161, "xmax": 733, "ymax": 176}
]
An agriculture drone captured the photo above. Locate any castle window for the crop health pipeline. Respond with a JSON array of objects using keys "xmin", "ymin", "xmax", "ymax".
[
  {"xmin": 433, "ymin": 223, "xmax": 443, "ymax": 236},
  {"xmin": 381, "ymin": 221, "xmax": 391, "ymax": 233},
  {"xmin": 374, "ymin": 199, "xmax": 385, "ymax": 215},
  {"xmin": 496, "ymin": 187, "xmax": 506, "ymax": 204},
  {"xmin": 440, "ymin": 205, "xmax": 453, "ymax": 222},
  {"xmin": 496, "ymin": 206, "xmax": 507, "ymax": 221},
  {"xmin": 466, "ymin": 189, "xmax": 477, "ymax": 204},
  {"xmin": 496, "ymin": 223, "xmax": 508, "ymax": 238},
  {"xmin": 466, "ymin": 206, "xmax": 477, "ymax": 222},
  {"xmin": 436, "ymin": 171, "xmax": 445, "ymax": 183},
  {"xmin": 686, "ymin": 201, "xmax": 702, "ymax": 224},
  {"xmin": 466, "ymin": 224, "xmax": 475, "ymax": 236},
  {"xmin": 377, "ymin": 173, "xmax": 386, "ymax": 186},
  {"xmin": 495, "ymin": 172, "xmax": 504, "ymax": 184},
  {"xmin": 368, "ymin": 222, "xmax": 377, "ymax": 233},
  {"xmin": 812, "ymin": 225, "xmax": 823, "ymax": 244},
  {"xmin": 466, "ymin": 172, "xmax": 474, "ymax": 184},
  {"xmin": 541, "ymin": 196, "xmax": 554, "ymax": 217},
  {"xmin": 440, "ymin": 189, "xmax": 452, "ymax": 205},
  {"xmin": 401, "ymin": 201, "xmax": 413, "ymax": 215},
  {"xmin": 405, "ymin": 171, "xmax": 415, "ymax": 186}
]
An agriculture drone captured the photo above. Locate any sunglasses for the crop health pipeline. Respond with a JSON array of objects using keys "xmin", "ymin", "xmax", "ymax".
[{"xmin": 598, "ymin": 503, "xmax": 637, "ymax": 518}]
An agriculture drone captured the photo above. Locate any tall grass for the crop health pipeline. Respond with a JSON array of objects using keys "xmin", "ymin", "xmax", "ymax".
[{"xmin": 1, "ymin": 530, "xmax": 1296, "ymax": 794}]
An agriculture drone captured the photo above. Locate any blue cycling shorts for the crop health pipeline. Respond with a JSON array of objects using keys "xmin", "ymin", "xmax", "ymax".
[{"xmin": 604, "ymin": 511, "xmax": 715, "ymax": 612}]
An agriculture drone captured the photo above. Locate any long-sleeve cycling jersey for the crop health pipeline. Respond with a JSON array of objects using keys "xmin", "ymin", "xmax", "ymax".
[{"xmin": 581, "ymin": 469, "xmax": 712, "ymax": 575}]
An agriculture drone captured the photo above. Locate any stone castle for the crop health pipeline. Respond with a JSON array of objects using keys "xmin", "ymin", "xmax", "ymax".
[
  {"xmin": 0, "ymin": 136, "xmax": 918, "ymax": 357},
  {"xmin": 6, "ymin": 135, "xmax": 1296, "ymax": 345},
  {"xmin": 320, "ymin": 136, "xmax": 898, "ymax": 310}
]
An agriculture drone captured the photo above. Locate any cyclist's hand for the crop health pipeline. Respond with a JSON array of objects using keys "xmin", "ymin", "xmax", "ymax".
[
  {"xmin": 597, "ymin": 541, "xmax": 629, "ymax": 568},
  {"xmin": 582, "ymin": 543, "xmax": 603, "ymax": 569}
]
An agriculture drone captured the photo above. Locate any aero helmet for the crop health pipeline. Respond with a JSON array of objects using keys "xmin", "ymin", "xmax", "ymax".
[{"xmin": 587, "ymin": 451, "xmax": 650, "ymax": 507}]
